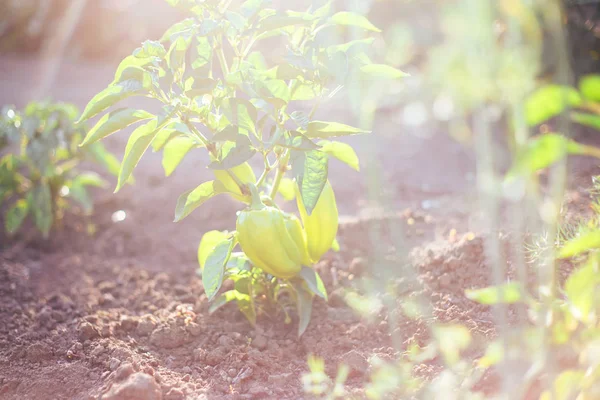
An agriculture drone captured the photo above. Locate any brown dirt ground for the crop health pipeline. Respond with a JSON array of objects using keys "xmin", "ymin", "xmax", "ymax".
[{"xmin": 1, "ymin": 54, "xmax": 600, "ymax": 400}]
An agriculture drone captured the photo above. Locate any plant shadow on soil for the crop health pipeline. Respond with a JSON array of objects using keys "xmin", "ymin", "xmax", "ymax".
[{"xmin": 1, "ymin": 55, "xmax": 600, "ymax": 399}]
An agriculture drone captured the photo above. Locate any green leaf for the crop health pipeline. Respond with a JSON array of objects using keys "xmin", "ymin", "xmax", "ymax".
[
  {"xmin": 297, "ymin": 150, "xmax": 328, "ymax": 215},
  {"xmin": 477, "ymin": 340, "xmax": 504, "ymax": 368},
  {"xmin": 277, "ymin": 177, "xmax": 296, "ymax": 201},
  {"xmin": 32, "ymin": 183, "xmax": 52, "ymax": 237},
  {"xmin": 202, "ymin": 236, "xmax": 235, "ymax": 301},
  {"xmin": 77, "ymin": 83, "xmax": 144, "ymax": 123},
  {"xmin": 279, "ymin": 131, "xmax": 320, "ymax": 151},
  {"xmin": 208, "ymin": 137, "xmax": 256, "ymax": 170},
  {"xmin": 539, "ymin": 370, "xmax": 584, "ymax": 400},
  {"xmin": 306, "ymin": 121, "xmax": 370, "ymax": 138},
  {"xmin": 198, "ymin": 230, "xmax": 229, "ymax": 271},
  {"xmin": 505, "ymin": 133, "xmax": 592, "ymax": 180},
  {"xmin": 81, "ymin": 108, "xmax": 154, "ymax": 146},
  {"xmin": 226, "ymin": 11, "xmax": 247, "ymax": 31},
  {"xmin": 151, "ymin": 122, "xmax": 193, "ymax": 151},
  {"xmin": 192, "ymin": 37, "xmax": 212, "ymax": 69},
  {"xmin": 433, "ymin": 324, "xmax": 471, "ymax": 365},
  {"xmin": 564, "ymin": 258, "xmax": 599, "ymax": 322},
  {"xmin": 87, "ymin": 142, "xmax": 121, "ymax": 177},
  {"xmin": 465, "ymin": 282, "xmax": 523, "ymax": 305},
  {"xmin": 162, "ymin": 136, "xmax": 197, "ymax": 176},
  {"xmin": 186, "ymin": 78, "xmax": 217, "ymax": 97},
  {"xmin": 299, "ymin": 266, "xmax": 328, "ymax": 300},
  {"xmin": 208, "ymin": 290, "xmax": 239, "ymax": 314},
  {"xmin": 317, "ymin": 140, "xmax": 359, "ymax": 171},
  {"xmin": 327, "ymin": 38, "xmax": 375, "ymax": 54},
  {"xmin": 525, "ymin": 85, "xmax": 582, "ymax": 126},
  {"xmin": 330, "ymin": 12, "xmax": 381, "ymax": 32},
  {"xmin": 133, "ymin": 40, "xmax": 166, "ymax": 58},
  {"xmin": 360, "ymin": 64, "xmax": 409, "ymax": 80},
  {"xmin": 331, "ymin": 238, "xmax": 340, "ymax": 252},
  {"xmin": 560, "ymin": 230, "xmax": 600, "ymax": 258},
  {"xmin": 174, "ymin": 180, "xmax": 227, "ymax": 221},
  {"xmin": 292, "ymin": 281, "xmax": 314, "ymax": 337},
  {"xmin": 160, "ymin": 18, "xmax": 196, "ymax": 43},
  {"xmin": 237, "ymin": 293, "xmax": 257, "ymax": 326},
  {"xmin": 221, "ymin": 98, "xmax": 257, "ymax": 136},
  {"xmin": 256, "ymin": 15, "xmax": 311, "ymax": 34},
  {"xmin": 116, "ymin": 118, "xmax": 163, "ymax": 192},
  {"xmin": 69, "ymin": 172, "xmax": 107, "ymax": 213},
  {"xmin": 579, "ymin": 74, "xmax": 600, "ymax": 102},
  {"xmin": 68, "ymin": 182, "xmax": 92, "ymax": 213},
  {"xmin": 167, "ymin": 35, "xmax": 192, "ymax": 78},
  {"xmin": 571, "ymin": 112, "xmax": 600, "ymax": 131},
  {"xmin": 73, "ymin": 172, "xmax": 107, "ymax": 188},
  {"xmin": 5, "ymin": 199, "xmax": 29, "ymax": 234},
  {"xmin": 112, "ymin": 55, "xmax": 155, "ymax": 84}
]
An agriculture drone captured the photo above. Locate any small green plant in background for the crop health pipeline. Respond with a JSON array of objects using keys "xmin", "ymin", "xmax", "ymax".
[
  {"xmin": 302, "ymin": 354, "xmax": 349, "ymax": 400},
  {"xmin": 0, "ymin": 101, "xmax": 119, "ymax": 238},
  {"xmin": 76, "ymin": 0, "xmax": 405, "ymax": 334}
]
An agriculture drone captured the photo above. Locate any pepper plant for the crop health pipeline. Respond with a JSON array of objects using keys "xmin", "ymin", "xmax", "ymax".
[
  {"xmin": 0, "ymin": 101, "xmax": 119, "ymax": 238},
  {"xmin": 77, "ymin": 0, "xmax": 406, "ymax": 335}
]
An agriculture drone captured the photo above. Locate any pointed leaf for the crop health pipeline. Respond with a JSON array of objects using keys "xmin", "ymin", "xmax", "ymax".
[
  {"xmin": 360, "ymin": 64, "xmax": 409, "ymax": 80},
  {"xmin": 525, "ymin": 85, "xmax": 582, "ymax": 126},
  {"xmin": 465, "ymin": 282, "xmax": 523, "ymax": 305},
  {"xmin": 221, "ymin": 98, "xmax": 257, "ymax": 136},
  {"xmin": 296, "ymin": 150, "xmax": 328, "ymax": 215},
  {"xmin": 174, "ymin": 180, "xmax": 227, "ymax": 221},
  {"xmin": 328, "ymin": 38, "xmax": 375, "ymax": 54},
  {"xmin": 299, "ymin": 266, "xmax": 328, "ymax": 300},
  {"xmin": 317, "ymin": 140, "xmax": 359, "ymax": 171},
  {"xmin": 5, "ymin": 199, "xmax": 29, "ymax": 234},
  {"xmin": 565, "ymin": 259, "xmax": 599, "ymax": 322},
  {"xmin": 203, "ymin": 236, "xmax": 235, "ymax": 301},
  {"xmin": 571, "ymin": 112, "xmax": 600, "ymax": 131},
  {"xmin": 162, "ymin": 136, "xmax": 197, "ymax": 176},
  {"xmin": 198, "ymin": 230, "xmax": 230, "ymax": 271},
  {"xmin": 87, "ymin": 142, "xmax": 121, "ymax": 177},
  {"xmin": 291, "ymin": 281, "xmax": 314, "ymax": 337},
  {"xmin": 560, "ymin": 230, "xmax": 600, "ymax": 258},
  {"xmin": 32, "ymin": 183, "xmax": 52, "ymax": 237},
  {"xmin": 579, "ymin": 74, "xmax": 600, "ymax": 102},
  {"xmin": 306, "ymin": 121, "xmax": 369, "ymax": 138},
  {"xmin": 330, "ymin": 12, "xmax": 381, "ymax": 32},
  {"xmin": 77, "ymin": 82, "xmax": 144, "ymax": 123},
  {"xmin": 81, "ymin": 108, "xmax": 154, "ymax": 146},
  {"xmin": 116, "ymin": 119, "xmax": 162, "ymax": 191}
]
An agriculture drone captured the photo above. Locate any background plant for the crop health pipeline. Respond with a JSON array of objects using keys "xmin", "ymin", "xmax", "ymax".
[{"xmin": 0, "ymin": 101, "xmax": 119, "ymax": 238}]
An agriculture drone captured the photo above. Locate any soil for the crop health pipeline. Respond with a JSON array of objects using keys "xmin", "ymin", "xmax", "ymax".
[{"xmin": 1, "ymin": 52, "xmax": 600, "ymax": 400}]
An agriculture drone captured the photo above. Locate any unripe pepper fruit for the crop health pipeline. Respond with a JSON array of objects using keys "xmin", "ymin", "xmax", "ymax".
[
  {"xmin": 236, "ymin": 185, "xmax": 311, "ymax": 279},
  {"xmin": 296, "ymin": 180, "xmax": 338, "ymax": 263}
]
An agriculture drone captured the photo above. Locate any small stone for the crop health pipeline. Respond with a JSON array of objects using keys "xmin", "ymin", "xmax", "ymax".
[
  {"xmin": 102, "ymin": 373, "xmax": 161, "ymax": 400},
  {"xmin": 193, "ymin": 348, "xmax": 206, "ymax": 362},
  {"xmin": 25, "ymin": 342, "xmax": 53, "ymax": 362},
  {"xmin": 150, "ymin": 325, "xmax": 188, "ymax": 349},
  {"xmin": 328, "ymin": 288, "xmax": 346, "ymax": 308},
  {"xmin": 185, "ymin": 322, "xmax": 202, "ymax": 336},
  {"xmin": 267, "ymin": 373, "xmax": 291, "ymax": 385},
  {"xmin": 439, "ymin": 273, "xmax": 452, "ymax": 288},
  {"xmin": 115, "ymin": 363, "xmax": 135, "ymax": 381},
  {"xmin": 78, "ymin": 322, "xmax": 100, "ymax": 341},
  {"xmin": 109, "ymin": 358, "xmax": 121, "ymax": 371},
  {"xmin": 165, "ymin": 387, "xmax": 185, "ymax": 400},
  {"xmin": 341, "ymin": 350, "xmax": 369, "ymax": 377},
  {"xmin": 227, "ymin": 368, "xmax": 237, "ymax": 378},
  {"xmin": 136, "ymin": 315, "xmax": 157, "ymax": 336},
  {"xmin": 90, "ymin": 345, "xmax": 105, "ymax": 358},
  {"xmin": 120, "ymin": 317, "xmax": 138, "ymax": 332},
  {"xmin": 251, "ymin": 335, "xmax": 268, "ymax": 350},
  {"xmin": 349, "ymin": 257, "xmax": 367, "ymax": 274},
  {"xmin": 218, "ymin": 335, "xmax": 234, "ymax": 347}
]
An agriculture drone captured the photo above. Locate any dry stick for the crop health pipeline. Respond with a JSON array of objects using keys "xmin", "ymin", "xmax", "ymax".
[{"xmin": 31, "ymin": 0, "xmax": 88, "ymax": 100}]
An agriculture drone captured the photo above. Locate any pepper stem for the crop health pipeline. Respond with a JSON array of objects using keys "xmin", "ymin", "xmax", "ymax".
[{"xmin": 248, "ymin": 182, "xmax": 265, "ymax": 210}]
